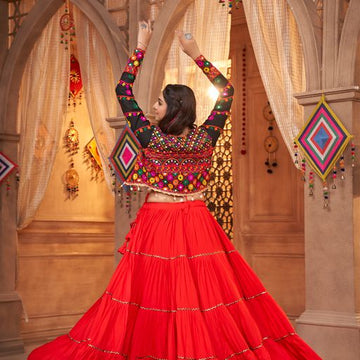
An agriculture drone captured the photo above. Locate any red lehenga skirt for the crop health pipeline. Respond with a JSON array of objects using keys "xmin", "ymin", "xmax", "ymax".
[{"xmin": 28, "ymin": 200, "xmax": 321, "ymax": 360}]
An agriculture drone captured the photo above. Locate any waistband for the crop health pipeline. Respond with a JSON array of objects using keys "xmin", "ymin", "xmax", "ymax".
[{"xmin": 141, "ymin": 199, "xmax": 207, "ymax": 211}]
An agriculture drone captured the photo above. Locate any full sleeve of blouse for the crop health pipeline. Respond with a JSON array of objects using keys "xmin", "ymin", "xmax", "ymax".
[
  {"xmin": 195, "ymin": 55, "xmax": 234, "ymax": 146},
  {"xmin": 115, "ymin": 48, "xmax": 153, "ymax": 148}
]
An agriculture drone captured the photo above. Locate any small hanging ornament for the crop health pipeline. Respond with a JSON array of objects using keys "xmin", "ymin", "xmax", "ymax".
[
  {"xmin": 263, "ymin": 102, "xmax": 279, "ymax": 174},
  {"xmin": 65, "ymin": 161, "xmax": 79, "ymax": 199},
  {"xmin": 64, "ymin": 120, "xmax": 79, "ymax": 155},
  {"xmin": 68, "ymin": 54, "xmax": 83, "ymax": 109},
  {"xmin": 84, "ymin": 137, "xmax": 103, "ymax": 181}
]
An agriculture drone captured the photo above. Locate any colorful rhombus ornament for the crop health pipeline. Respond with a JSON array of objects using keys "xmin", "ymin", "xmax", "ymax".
[
  {"xmin": 109, "ymin": 124, "xmax": 141, "ymax": 185},
  {"xmin": 0, "ymin": 151, "xmax": 17, "ymax": 184},
  {"xmin": 294, "ymin": 94, "xmax": 353, "ymax": 182}
]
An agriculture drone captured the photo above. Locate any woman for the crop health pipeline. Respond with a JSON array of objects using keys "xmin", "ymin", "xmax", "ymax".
[{"xmin": 28, "ymin": 22, "xmax": 321, "ymax": 360}]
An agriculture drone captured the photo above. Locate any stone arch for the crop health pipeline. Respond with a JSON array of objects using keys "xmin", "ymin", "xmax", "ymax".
[
  {"xmin": 286, "ymin": 0, "xmax": 321, "ymax": 91},
  {"xmin": 0, "ymin": 0, "xmax": 127, "ymax": 134},
  {"xmin": 336, "ymin": 0, "xmax": 360, "ymax": 86}
]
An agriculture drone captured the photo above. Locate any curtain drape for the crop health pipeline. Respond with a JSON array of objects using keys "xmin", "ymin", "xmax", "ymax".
[
  {"xmin": 242, "ymin": 0, "xmax": 306, "ymax": 163},
  {"xmin": 73, "ymin": 7, "xmax": 117, "ymax": 190},
  {"xmin": 17, "ymin": 11, "xmax": 69, "ymax": 229},
  {"xmin": 163, "ymin": 0, "xmax": 231, "ymax": 124}
]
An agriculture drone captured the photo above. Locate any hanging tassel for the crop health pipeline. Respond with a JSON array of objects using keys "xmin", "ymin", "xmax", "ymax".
[
  {"xmin": 308, "ymin": 171, "xmax": 314, "ymax": 196},
  {"xmin": 351, "ymin": 142, "xmax": 355, "ymax": 167},
  {"xmin": 293, "ymin": 142, "xmax": 299, "ymax": 166},
  {"xmin": 301, "ymin": 158, "xmax": 306, "ymax": 181},
  {"xmin": 339, "ymin": 154, "xmax": 345, "ymax": 180},
  {"xmin": 322, "ymin": 180, "xmax": 329, "ymax": 208},
  {"xmin": 332, "ymin": 165, "xmax": 337, "ymax": 189}
]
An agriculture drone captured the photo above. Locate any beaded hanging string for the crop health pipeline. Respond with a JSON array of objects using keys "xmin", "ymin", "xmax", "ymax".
[
  {"xmin": 322, "ymin": 180, "xmax": 329, "ymax": 208},
  {"xmin": 351, "ymin": 142, "xmax": 356, "ymax": 167},
  {"xmin": 240, "ymin": 46, "xmax": 247, "ymax": 155},
  {"xmin": 301, "ymin": 158, "xmax": 306, "ymax": 181},
  {"xmin": 331, "ymin": 165, "xmax": 337, "ymax": 189},
  {"xmin": 308, "ymin": 171, "xmax": 314, "ymax": 196},
  {"xmin": 218, "ymin": 0, "xmax": 242, "ymax": 13},
  {"xmin": 339, "ymin": 154, "xmax": 345, "ymax": 180},
  {"xmin": 59, "ymin": 0, "xmax": 75, "ymax": 50},
  {"xmin": 293, "ymin": 141, "xmax": 299, "ymax": 167}
]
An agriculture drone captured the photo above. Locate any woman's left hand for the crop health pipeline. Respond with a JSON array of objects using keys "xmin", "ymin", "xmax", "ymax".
[{"xmin": 176, "ymin": 30, "xmax": 201, "ymax": 60}]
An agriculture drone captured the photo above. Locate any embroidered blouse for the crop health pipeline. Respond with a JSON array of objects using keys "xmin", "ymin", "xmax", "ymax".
[{"xmin": 116, "ymin": 48, "xmax": 234, "ymax": 196}]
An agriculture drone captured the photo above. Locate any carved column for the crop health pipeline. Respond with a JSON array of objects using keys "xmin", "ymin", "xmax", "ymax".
[
  {"xmin": 0, "ymin": 2, "xmax": 25, "ymax": 356},
  {"xmin": 295, "ymin": 87, "xmax": 360, "ymax": 360},
  {"xmin": 0, "ymin": 0, "xmax": 7, "ymax": 71}
]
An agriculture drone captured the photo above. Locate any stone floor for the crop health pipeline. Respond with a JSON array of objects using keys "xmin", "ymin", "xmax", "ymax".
[{"xmin": 0, "ymin": 344, "xmax": 38, "ymax": 360}]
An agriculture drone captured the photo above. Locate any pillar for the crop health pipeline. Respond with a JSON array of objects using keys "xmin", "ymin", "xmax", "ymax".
[
  {"xmin": 0, "ymin": 1, "xmax": 25, "ymax": 356},
  {"xmin": 295, "ymin": 87, "xmax": 360, "ymax": 360}
]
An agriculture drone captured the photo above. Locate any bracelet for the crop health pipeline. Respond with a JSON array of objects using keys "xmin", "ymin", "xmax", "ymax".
[{"xmin": 138, "ymin": 41, "xmax": 148, "ymax": 49}]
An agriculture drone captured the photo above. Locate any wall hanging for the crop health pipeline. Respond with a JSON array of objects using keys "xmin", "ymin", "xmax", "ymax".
[
  {"xmin": 84, "ymin": 137, "xmax": 103, "ymax": 181},
  {"xmin": 0, "ymin": 151, "xmax": 19, "ymax": 193},
  {"xmin": 263, "ymin": 101, "xmax": 279, "ymax": 173},
  {"xmin": 294, "ymin": 94, "xmax": 353, "ymax": 207}
]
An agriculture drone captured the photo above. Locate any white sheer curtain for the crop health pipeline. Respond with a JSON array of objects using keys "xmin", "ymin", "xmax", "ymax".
[
  {"xmin": 163, "ymin": 0, "xmax": 231, "ymax": 124},
  {"xmin": 17, "ymin": 11, "xmax": 69, "ymax": 229},
  {"xmin": 242, "ymin": 0, "xmax": 306, "ymax": 163},
  {"xmin": 73, "ymin": 7, "xmax": 117, "ymax": 190}
]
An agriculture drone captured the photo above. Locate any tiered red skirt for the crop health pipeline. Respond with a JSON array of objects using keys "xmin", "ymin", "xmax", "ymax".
[{"xmin": 28, "ymin": 200, "xmax": 321, "ymax": 360}]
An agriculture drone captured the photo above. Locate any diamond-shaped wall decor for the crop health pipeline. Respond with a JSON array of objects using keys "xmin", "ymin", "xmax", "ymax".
[
  {"xmin": 109, "ymin": 125, "xmax": 140, "ymax": 183},
  {"xmin": 295, "ymin": 95, "xmax": 352, "ymax": 181},
  {"xmin": 0, "ymin": 152, "xmax": 17, "ymax": 183}
]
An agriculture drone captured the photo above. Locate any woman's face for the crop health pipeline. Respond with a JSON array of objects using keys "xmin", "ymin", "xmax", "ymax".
[{"xmin": 153, "ymin": 92, "xmax": 167, "ymax": 121}]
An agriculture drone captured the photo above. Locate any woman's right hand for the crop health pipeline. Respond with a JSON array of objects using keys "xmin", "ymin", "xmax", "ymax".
[{"xmin": 137, "ymin": 20, "xmax": 152, "ymax": 50}]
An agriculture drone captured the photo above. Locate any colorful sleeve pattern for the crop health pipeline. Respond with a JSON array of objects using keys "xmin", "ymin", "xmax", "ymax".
[
  {"xmin": 195, "ymin": 55, "xmax": 234, "ymax": 146},
  {"xmin": 116, "ymin": 48, "xmax": 153, "ymax": 148}
]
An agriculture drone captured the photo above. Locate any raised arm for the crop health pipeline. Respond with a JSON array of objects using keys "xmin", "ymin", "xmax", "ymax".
[
  {"xmin": 115, "ymin": 21, "xmax": 153, "ymax": 148},
  {"xmin": 177, "ymin": 31, "xmax": 234, "ymax": 146},
  {"xmin": 195, "ymin": 56, "xmax": 233, "ymax": 146}
]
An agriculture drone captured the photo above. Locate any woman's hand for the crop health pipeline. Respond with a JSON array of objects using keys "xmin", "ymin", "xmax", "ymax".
[
  {"xmin": 176, "ymin": 30, "xmax": 201, "ymax": 60},
  {"xmin": 137, "ymin": 20, "xmax": 152, "ymax": 50}
]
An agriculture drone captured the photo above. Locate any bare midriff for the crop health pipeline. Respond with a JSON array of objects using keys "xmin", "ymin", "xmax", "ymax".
[{"xmin": 147, "ymin": 190, "xmax": 205, "ymax": 203}]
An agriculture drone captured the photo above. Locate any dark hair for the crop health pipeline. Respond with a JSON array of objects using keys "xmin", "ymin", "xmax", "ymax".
[{"xmin": 158, "ymin": 84, "xmax": 196, "ymax": 135}]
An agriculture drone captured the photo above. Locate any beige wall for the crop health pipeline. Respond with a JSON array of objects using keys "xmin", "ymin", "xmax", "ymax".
[{"xmin": 17, "ymin": 98, "xmax": 115, "ymax": 344}]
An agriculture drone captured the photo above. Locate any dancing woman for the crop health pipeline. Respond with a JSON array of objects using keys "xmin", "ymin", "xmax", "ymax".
[{"xmin": 28, "ymin": 21, "xmax": 321, "ymax": 360}]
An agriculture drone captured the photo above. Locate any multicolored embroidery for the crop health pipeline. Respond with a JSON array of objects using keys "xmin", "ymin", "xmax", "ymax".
[{"xmin": 125, "ymin": 127, "xmax": 213, "ymax": 194}]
